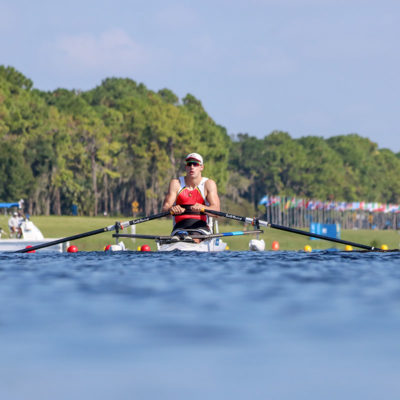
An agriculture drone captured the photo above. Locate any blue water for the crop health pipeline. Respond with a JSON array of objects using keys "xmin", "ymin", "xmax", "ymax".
[{"xmin": 1, "ymin": 250, "xmax": 400, "ymax": 399}]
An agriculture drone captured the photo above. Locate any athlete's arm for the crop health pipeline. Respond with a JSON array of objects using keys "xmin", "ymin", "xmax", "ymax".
[
  {"xmin": 191, "ymin": 179, "xmax": 220, "ymax": 212},
  {"xmin": 205, "ymin": 179, "xmax": 220, "ymax": 211},
  {"xmin": 162, "ymin": 179, "xmax": 185, "ymax": 214}
]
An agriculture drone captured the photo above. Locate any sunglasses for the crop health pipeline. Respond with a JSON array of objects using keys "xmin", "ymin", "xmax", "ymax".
[{"xmin": 186, "ymin": 161, "xmax": 201, "ymax": 167}]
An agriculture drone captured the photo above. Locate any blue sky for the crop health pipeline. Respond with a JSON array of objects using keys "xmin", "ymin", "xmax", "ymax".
[{"xmin": 1, "ymin": 0, "xmax": 399, "ymax": 151}]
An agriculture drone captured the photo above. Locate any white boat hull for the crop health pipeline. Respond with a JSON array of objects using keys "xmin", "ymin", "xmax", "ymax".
[
  {"xmin": 0, "ymin": 239, "xmax": 69, "ymax": 252},
  {"xmin": 0, "ymin": 219, "xmax": 68, "ymax": 252},
  {"xmin": 157, "ymin": 238, "xmax": 227, "ymax": 252}
]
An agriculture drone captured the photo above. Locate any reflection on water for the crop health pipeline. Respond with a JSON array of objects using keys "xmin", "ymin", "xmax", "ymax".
[{"xmin": 1, "ymin": 251, "xmax": 400, "ymax": 399}]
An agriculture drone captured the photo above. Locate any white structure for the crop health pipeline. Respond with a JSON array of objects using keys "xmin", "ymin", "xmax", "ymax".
[{"xmin": 0, "ymin": 219, "xmax": 68, "ymax": 252}]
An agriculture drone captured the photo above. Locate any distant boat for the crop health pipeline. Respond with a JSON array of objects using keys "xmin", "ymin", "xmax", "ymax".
[
  {"xmin": 0, "ymin": 200, "xmax": 68, "ymax": 252},
  {"xmin": 0, "ymin": 219, "xmax": 69, "ymax": 252}
]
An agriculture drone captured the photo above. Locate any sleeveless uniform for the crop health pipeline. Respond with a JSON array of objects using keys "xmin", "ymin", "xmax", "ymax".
[{"xmin": 171, "ymin": 176, "xmax": 211, "ymax": 235}]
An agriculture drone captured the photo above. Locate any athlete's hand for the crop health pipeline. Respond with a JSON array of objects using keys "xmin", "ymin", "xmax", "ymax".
[
  {"xmin": 190, "ymin": 203, "xmax": 204, "ymax": 212},
  {"xmin": 170, "ymin": 205, "xmax": 185, "ymax": 215}
]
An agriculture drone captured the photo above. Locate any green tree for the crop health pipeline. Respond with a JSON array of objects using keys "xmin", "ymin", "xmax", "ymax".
[
  {"xmin": 327, "ymin": 134, "xmax": 378, "ymax": 200},
  {"xmin": 297, "ymin": 136, "xmax": 349, "ymax": 200},
  {"xmin": 0, "ymin": 141, "xmax": 33, "ymax": 200}
]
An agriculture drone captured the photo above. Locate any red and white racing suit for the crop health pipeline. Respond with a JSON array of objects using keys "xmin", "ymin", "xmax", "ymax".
[{"xmin": 172, "ymin": 176, "xmax": 211, "ymax": 234}]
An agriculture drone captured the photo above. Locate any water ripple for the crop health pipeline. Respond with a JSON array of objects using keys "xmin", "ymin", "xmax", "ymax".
[{"xmin": 1, "ymin": 250, "xmax": 400, "ymax": 399}]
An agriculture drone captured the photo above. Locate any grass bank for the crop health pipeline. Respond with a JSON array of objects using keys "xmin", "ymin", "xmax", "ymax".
[{"xmin": 1, "ymin": 214, "xmax": 399, "ymax": 251}]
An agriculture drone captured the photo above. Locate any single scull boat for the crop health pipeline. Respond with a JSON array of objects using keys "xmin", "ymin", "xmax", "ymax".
[{"xmin": 113, "ymin": 229, "xmax": 264, "ymax": 252}]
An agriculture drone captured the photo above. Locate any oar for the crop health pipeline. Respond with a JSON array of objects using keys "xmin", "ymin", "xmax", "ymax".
[
  {"xmin": 113, "ymin": 229, "xmax": 263, "ymax": 241},
  {"xmin": 14, "ymin": 211, "xmax": 171, "ymax": 253},
  {"xmin": 201, "ymin": 209, "xmax": 381, "ymax": 251}
]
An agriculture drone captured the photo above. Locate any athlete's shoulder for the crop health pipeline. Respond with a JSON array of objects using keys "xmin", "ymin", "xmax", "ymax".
[
  {"xmin": 169, "ymin": 178, "xmax": 181, "ymax": 190},
  {"xmin": 204, "ymin": 178, "xmax": 216, "ymax": 187},
  {"xmin": 204, "ymin": 178, "xmax": 218, "ymax": 194}
]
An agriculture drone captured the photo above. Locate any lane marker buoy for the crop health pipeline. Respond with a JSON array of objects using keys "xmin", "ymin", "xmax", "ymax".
[
  {"xmin": 272, "ymin": 240, "xmax": 279, "ymax": 251},
  {"xmin": 67, "ymin": 245, "xmax": 78, "ymax": 253},
  {"xmin": 25, "ymin": 245, "xmax": 35, "ymax": 253}
]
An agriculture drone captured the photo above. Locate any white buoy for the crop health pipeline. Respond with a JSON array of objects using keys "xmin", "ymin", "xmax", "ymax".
[
  {"xmin": 249, "ymin": 239, "xmax": 265, "ymax": 251},
  {"xmin": 109, "ymin": 241, "xmax": 126, "ymax": 251}
]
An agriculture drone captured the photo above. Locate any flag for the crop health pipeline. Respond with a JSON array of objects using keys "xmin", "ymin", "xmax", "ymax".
[{"xmin": 259, "ymin": 195, "xmax": 269, "ymax": 206}]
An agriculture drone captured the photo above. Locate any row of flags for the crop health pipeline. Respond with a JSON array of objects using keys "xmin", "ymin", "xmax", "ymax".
[{"xmin": 259, "ymin": 195, "xmax": 400, "ymax": 213}]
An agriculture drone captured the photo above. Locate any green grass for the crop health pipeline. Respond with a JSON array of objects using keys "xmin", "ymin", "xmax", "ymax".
[{"xmin": 1, "ymin": 214, "xmax": 399, "ymax": 251}]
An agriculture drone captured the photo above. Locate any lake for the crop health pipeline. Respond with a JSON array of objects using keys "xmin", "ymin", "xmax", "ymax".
[{"xmin": 1, "ymin": 250, "xmax": 400, "ymax": 399}]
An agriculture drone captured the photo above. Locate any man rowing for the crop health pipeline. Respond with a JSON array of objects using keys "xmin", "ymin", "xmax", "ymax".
[{"xmin": 162, "ymin": 152, "xmax": 220, "ymax": 237}]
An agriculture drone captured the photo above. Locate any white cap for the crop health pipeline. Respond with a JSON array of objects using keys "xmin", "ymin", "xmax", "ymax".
[{"xmin": 185, "ymin": 153, "xmax": 203, "ymax": 165}]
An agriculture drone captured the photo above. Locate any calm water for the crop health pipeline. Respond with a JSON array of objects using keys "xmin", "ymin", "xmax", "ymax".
[{"xmin": 1, "ymin": 250, "xmax": 400, "ymax": 399}]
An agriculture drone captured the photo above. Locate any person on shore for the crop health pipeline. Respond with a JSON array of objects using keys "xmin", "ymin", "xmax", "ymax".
[
  {"xmin": 162, "ymin": 153, "xmax": 220, "ymax": 236},
  {"xmin": 8, "ymin": 211, "xmax": 22, "ymax": 238}
]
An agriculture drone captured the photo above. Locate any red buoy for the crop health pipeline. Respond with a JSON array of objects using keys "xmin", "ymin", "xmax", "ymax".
[
  {"xmin": 67, "ymin": 245, "xmax": 78, "ymax": 253},
  {"xmin": 25, "ymin": 245, "xmax": 35, "ymax": 253},
  {"xmin": 104, "ymin": 244, "xmax": 112, "ymax": 251},
  {"xmin": 141, "ymin": 244, "xmax": 151, "ymax": 252}
]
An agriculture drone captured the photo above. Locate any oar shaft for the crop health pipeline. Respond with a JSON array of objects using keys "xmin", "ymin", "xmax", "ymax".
[
  {"xmin": 14, "ymin": 211, "xmax": 171, "ymax": 253},
  {"xmin": 209, "ymin": 230, "xmax": 263, "ymax": 238},
  {"xmin": 268, "ymin": 222, "xmax": 374, "ymax": 250},
  {"xmin": 120, "ymin": 211, "xmax": 171, "ymax": 228},
  {"xmin": 113, "ymin": 233, "xmax": 163, "ymax": 240},
  {"xmin": 202, "ymin": 209, "xmax": 376, "ymax": 251},
  {"xmin": 14, "ymin": 227, "xmax": 109, "ymax": 253},
  {"xmin": 113, "ymin": 229, "xmax": 263, "ymax": 241}
]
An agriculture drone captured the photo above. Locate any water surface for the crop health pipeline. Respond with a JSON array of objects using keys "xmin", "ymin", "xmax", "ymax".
[{"xmin": 1, "ymin": 250, "xmax": 399, "ymax": 399}]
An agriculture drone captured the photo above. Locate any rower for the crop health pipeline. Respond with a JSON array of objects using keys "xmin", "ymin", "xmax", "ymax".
[{"xmin": 161, "ymin": 153, "xmax": 221, "ymax": 240}]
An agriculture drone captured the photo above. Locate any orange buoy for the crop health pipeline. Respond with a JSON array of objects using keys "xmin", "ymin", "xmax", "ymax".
[
  {"xmin": 67, "ymin": 245, "xmax": 78, "ymax": 253},
  {"xmin": 272, "ymin": 241, "xmax": 280, "ymax": 251}
]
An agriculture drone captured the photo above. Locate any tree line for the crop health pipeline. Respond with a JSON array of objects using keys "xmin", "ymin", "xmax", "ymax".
[{"xmin": 1, "ymin": 65, "xmax": 400, "ymax": 217}]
